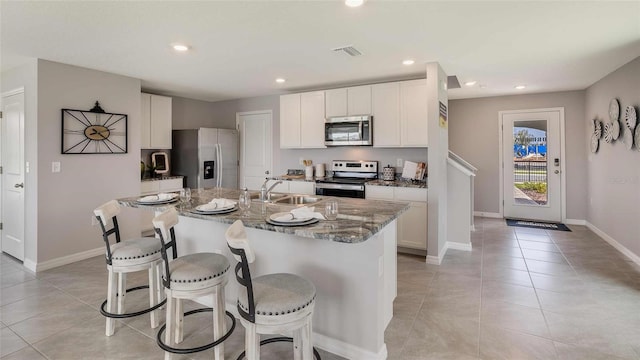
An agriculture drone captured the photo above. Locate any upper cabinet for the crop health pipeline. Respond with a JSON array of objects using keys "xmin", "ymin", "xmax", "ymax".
[
  {"xmin": 141, "ymin": 93, "xmax": 172, "ymax": 149},
  {"xmin": 372, "ymin": 80, "xmax": 428, "ymax": 148},
  {"xmin": 279, "ymin": 91, "xmax": 325, "ymax": 149},
  {"xmin": 325, "ymin": 85, "xmax": 371, "ymax": 117}
]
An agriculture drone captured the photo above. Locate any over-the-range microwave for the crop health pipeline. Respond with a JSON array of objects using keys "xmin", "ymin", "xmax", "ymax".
[{"xmin": 324, "ymin": 115, "xmax": 372, "ymax": 146}]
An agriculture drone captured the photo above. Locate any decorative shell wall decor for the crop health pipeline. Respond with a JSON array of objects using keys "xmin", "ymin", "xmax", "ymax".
[
  {"xmin": 622, "ymin": 127, "xmax": 633, "ymax": 150},
  {"xmin": 603, "ymin": 121, "xmax": 614, "ymax": 143},
  {"xmin": 590, "ymin": 133, "xmax": 599, "ymax": 153},
  {"xmin": 635, "ymin": 126, "xmax": 640, "ymax": 152},
  {"xmin": 611, "ymin": 118, "xmax": 621, "ymax": 140},
  {"xmin": 625, "ymin": 105, "xmax": 637, "ymax": 130},
  {"xmin": 593, "ymin": 118, "xmax": 602, "ymax": 139},
  {"xmin": 609, "ymin": 98, "xmax": 620, "ymax": 122}
]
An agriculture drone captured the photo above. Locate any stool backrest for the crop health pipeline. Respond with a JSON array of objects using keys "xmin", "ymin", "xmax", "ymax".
[
  {"xmin": 225, "ymin": 220, "xmax": 256, "ymax": 323},
  {"xmin": 93, "ymin": 200, "xmax": 122, "ymax": 265},
  {"xmin": 152, "ymin": 208, "xmax": 179, "ymax": 289}
]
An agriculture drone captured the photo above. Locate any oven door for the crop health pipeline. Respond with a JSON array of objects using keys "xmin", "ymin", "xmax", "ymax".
[{"xmin": 315, "ymin": 182, "xmax": 365, "ymax": 199}]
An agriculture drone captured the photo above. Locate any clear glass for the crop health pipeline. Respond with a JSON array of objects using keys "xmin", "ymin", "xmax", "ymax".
[
  {"xmin": 238, "ymin": 190, "xmax": 251, "ymax": 217},
  {"xmin": 179, "ymin": 188, "xmax": 191, "ymax": 203},
  {"xmin": 513, "ymin": 120, "xmax": 548, "ymax": 206},
  {"xmin": 325, "ymin": 200, "xmax": 339, "ymax": 221}
]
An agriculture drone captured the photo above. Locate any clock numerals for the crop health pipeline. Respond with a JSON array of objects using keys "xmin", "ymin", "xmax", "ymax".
[{"xmin": 62, "ymin": 108, "xmax": 127, "ymax": 154}]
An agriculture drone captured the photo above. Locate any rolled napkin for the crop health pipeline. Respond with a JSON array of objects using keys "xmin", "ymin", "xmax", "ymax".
[
  {"xmin": 274, "ymin": 206, "xmax": 326, "ymax": 221},
  {"xmin": 197, "ymin": 198, "xmax": 237, "ymax": 211},
  {"xmin": 139, "ymin": 192, "xmax": 175, "ymax": 202}
]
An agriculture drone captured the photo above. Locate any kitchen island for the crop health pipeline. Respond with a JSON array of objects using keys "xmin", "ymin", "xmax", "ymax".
[{"xmin": 119, "ymin": 188, "xmax": 409, "ymax": 360}]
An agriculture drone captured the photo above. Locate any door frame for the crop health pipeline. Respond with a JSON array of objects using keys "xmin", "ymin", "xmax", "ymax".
[
  {"xmin": 498, "ymin": 107, "xmax": 566, "ymax": 222},
  {"xmin": 235, "ymin": 110, "xmax": 273, "ymax": 189}
]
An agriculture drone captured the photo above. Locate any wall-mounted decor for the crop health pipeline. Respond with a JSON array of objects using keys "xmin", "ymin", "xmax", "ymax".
[
  {"xmin": 635, "ymin": 125, "xmax": 640, "ymax": 152},
  {"xmin": 61, "ymin": 101, "xmax": 127, "ymax": 154},
  {"xmin": 603, "ymin": 121, "xmax": 613, "ymax": 143},
  {"xmin": 625, "ymin": 105, "xmax": 636, "ymax": 130},
  {"xmin": 622, "ymin": 126, "xmax": 633, "ymax": 150},
  {"xmin": 590, "ymin": 117, "xmax": 601, "ymax": 153},
  {"xmin": 609, "ymin": 98, "xmax": 619, "ymax": 122}
]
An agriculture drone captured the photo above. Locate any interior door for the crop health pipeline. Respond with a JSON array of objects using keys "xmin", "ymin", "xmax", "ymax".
[
  {"xmin": 2, "ymin": 91, "xmax": 25, "ymax": 260},
  {"xmin": 502, "ymin": 109, "xmax": 562, "ymax": 222},
  {"xmin": 237, "ymin": 111, "xmax": 272, "ymax": 191}
]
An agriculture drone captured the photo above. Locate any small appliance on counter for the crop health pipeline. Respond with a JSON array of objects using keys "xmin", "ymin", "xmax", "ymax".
[
  {"xmin": 382, "ymin": 164, "xmax": 395, "ymax": 181},
  {"xmin": 315, "ymin": 163, "xmax": 326, "ymax": 179},
  {"xmin": 151, "ymin": 152, "xmax": 169, "ymax": 176}
]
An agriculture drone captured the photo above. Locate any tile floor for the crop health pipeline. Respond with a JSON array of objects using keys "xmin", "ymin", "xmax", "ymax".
[{"xmin": 1, "ymin": 217, "xmax": 640, "ymax": 359}]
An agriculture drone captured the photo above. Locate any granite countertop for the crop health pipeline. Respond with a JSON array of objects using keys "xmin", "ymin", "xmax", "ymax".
[
  {"xmin": 366, "ymin": 179, "xmax": 428, "ymax": 189},
  {"xmin": 119, "ymin": 188, "xmax": 409, "ymax": 244},
  {"xmin": 141, "ymin": 175, "xmax": 184, "ymax": 182}
]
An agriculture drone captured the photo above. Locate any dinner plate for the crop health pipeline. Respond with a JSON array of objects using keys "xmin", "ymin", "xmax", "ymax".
[
  {"xmin": 269, "ymin": 212, "xmax": 313, "ymax": 223},
  {"xmin": 195, "ymin": 203, "xmax": 236, "ymax": 212},
  {"xmin": 266, "ymin": 218, "xmax": 319, "ymax": 227},
  {"xmin": 135, "ymin": 195, "xmax": 178, "ymax": 205},
  {"xmin": 191, "ymin": 206, "xmax": 238, "ymax": 215},
  {"xmin": 625, "ymin": 105, "xmax": 637, "ymax": 130}
]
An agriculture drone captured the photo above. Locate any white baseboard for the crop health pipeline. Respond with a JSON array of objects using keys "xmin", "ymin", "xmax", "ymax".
[
  {"xmin": 313, "ymin": 333, "xmax": 387, "ymax": 360},
  {"xmin": 586, "ymin": 222, "xmax": 640, "ymax": 266},
  {"xmin": 31, "ymin": 247, "xmax": 104, "ymax": 272},
  {"xmin": 564, "ymin": 218, "xmax": 586, "ymax": 226},
  {"xmin": 474, "ymin": 211, "xmax": 502, "ymax": 218},
  {"xmin": 23, "ymin": 259, "xmax": 37, "ymax": 273},
  {"xmin": 426, "ymin": 242, "xmax": 448, "ymax": 265},
  {"xmin": 446, "ymin": 241, "xmax": 472, "ymax": 252}
]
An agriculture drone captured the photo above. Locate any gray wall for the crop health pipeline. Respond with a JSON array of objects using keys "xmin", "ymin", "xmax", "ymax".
[
  {"xmin": 449, "ymin": 91, "xmax": 587, "ymax": 219},
  {"xmin": 585, "ymin": 56, "xmax": 640, "ymax": 257},
  {"xmin": 36, "ymin": 60, "xmax": 142, "ymax": 263},
  {"xmin": 172, "ymin": 94, "xmax": 428, "ymax": 176}
]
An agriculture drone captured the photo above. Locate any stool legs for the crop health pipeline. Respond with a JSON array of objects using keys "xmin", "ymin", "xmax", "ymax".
[
  {"xmin": 148, "ymin": 264, "xmax": 159, "ymax": 328},
  {"xmin": 175, "ymin": 298, "xmax": 184, "ymax": 343},
  {"xmin": 213, "ymin": 286, "xmax": 226, "ymax": 360},
  {"xmin": 105, "ymin": 267, "xmax": 117, "ymax": 336},
  {"xmin": 117, "ymin": 272, "xmax": 126, "ymax": 314},
  {"xmin": 302, "ymin": 316, "xmax": 313, "ymax": 360},
  {"xmin": 245, "ymin": 323, "xmax": 260, "ymax": 360},
  {"xmin": 164, "ymin": 292, "xmax": 176, "ymax": 360}
]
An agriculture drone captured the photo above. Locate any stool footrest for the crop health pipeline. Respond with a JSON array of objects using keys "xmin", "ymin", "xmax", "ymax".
[
  {"xmin": 234, "ymin": 336, "xmax": 322, "ymax": 360},
  {"xmin": 156, "ymin": 308, "xmax": 236, "ymax": 354},
  {"xmin": 100, "ymin": 285, "xmax": 166, "ymax": 319}
]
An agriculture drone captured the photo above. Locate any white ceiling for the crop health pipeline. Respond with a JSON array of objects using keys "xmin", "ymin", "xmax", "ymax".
[{"xmin": 2, "ymin": 1, "xmax": 639, "ymax": 102}]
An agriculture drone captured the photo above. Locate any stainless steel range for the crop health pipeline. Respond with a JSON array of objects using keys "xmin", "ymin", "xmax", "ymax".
[{"xmin": 315, "ymin": 160, "xmax": 378, "ymax": 198}]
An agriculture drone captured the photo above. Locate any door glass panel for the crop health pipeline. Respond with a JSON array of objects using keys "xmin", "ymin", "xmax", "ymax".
[{"xmin": 513, "ymin": 120, "xmax": 548, "ymax": 206}]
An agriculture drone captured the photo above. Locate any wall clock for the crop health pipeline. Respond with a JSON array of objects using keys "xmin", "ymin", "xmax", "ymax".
[{"xmin": 61, "ymin": 102, "xmax": 127, "ymax": 154}]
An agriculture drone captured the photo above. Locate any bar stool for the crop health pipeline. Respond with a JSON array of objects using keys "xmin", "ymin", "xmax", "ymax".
[
  {"xmin": 152, "ymin": 208, "xmax": 235, "ymax": 360},
  {"xmin": 225, "ymin": 220, "xmax": 320, "ymax": 360},
  {"xmin": 94, "ymin": 200, "xmax": 165, "ymax": 336}
]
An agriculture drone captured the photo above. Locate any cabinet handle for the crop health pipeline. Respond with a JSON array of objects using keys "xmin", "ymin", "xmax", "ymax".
[{"xmin": 14, "ymin": 183, "xmax": 24, "ymax": 188}]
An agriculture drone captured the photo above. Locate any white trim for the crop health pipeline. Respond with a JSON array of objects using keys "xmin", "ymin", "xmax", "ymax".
[
  {"xmin": 564, "ymin": 218, "xmax": 586, "ymax": 226},
  {"xmin": 446, "ymin": 241, "xmax": 472, "ymax": 252},
  {"xmin": 313, "ymin": 333, "xmax": 388, "ymax": 360},
  {"xmin": 426, "ymin": 242, "xmax": 448, "ymax": 264},
  {"xmin": 474, "ymin": 211, "xmax": 502, "ymax": 218},
  {"xmin": 447, "ymin": 157, "xmax": 476, "ymax": 177},
  {"xmin": 235, "ymin": 110, "xmax": 274, "ymax": 187},
  {"xmin": 28, "ymin": 247, "xmax": 104, "ymax": 272},
  {"xmin": 586, "ymin": 221, "xmax": 640, "ymax": 266},
  {"xmin": 1, "ymin": 87, "xmax": 25, "ymax": 97},
  {"xmin": 498, "ymin": 107, "xmax": 566, "ymax": 222}
]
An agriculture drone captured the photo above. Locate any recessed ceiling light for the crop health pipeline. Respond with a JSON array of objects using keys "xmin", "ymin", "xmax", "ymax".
[
  {"xmin": 515, "ymin": 85, "xmax": 526, "ymax": 90},
  {"xmin": 172, "ymin": 44, "xmax": 189, "ymax": 52},
  {"xmin": 402, "ymin": 59, "xmax": 415, "ymax": 66},
  {"xmin": 275, "ymin": 78, "xmax": 286, "ymax": 83},
  {"xmin": 464, "ymin": 81, "xmax": 477, "ymax": 87},
  {"xmin": 345, "ymin": 0, "xmax": 364, "ymax": 7},
  {"xmin": 479, "ymin": 84, "xmax": 487, "ymax": 89}
]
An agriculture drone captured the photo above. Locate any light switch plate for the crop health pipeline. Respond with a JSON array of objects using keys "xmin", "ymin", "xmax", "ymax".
[
  {"xmin": 396, "ymin": 158, "xmax": 403, "ymax": 167},
  {"xmin": 52, "ymin": 161, "xmax": 61, "ymax": 173}
]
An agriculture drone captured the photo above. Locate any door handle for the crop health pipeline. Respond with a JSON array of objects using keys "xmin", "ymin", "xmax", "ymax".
[
  {"xmin": 265, "ymin": 170, "xmax": 270, "ymax": 175},
  {"xmin": 554, "ymin": 170, "xmax": 560, "ymax": 174},
  {"xmin": 14, "ymin": 183, "xmax": 24, "ymax": 188}
]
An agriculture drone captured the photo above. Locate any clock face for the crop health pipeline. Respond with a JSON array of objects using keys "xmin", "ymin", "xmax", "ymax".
[{"xmin": 62, "ymin": 109, "xmax": 127, "ymax": 154}]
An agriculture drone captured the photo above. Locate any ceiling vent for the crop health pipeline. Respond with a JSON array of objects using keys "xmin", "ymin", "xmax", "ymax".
[{"xmin": 332, "ymin": 45, "xmax": 362, "ymax": 57}]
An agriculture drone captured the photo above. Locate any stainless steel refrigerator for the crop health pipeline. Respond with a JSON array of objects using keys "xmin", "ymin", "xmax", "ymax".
[{"xmin": 172, "ymin": 128, "xmax": 238, "ymax": 189}]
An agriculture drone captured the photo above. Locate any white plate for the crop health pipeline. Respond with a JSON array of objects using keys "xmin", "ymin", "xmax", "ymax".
[
  {"xmin": 609, "ymin": 98, "xmax": 620, "ymax": 122},
  {"xmin": 266, "ymin": 218, "xmax": 319, "ymax": 227},
  {"xmin": 136, "ymin": 194, "xmax": 178, "ymax": 204},
  {"xmin": 269, "ymin": 212, "xmax": 313, "ymax": 223},
  {"xmin": 191, "ymin": 206, "xmax": 237, "ymax": 215},
  {"xmin": 625, "ymin": 105, "xmax": 637, "ymax": 130},
  {"xmin": 195, "ymin": 203, "xmax": 235, "ymax": 212}
]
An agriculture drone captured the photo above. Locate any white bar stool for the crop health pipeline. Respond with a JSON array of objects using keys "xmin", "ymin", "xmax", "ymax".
[
  {"xmin": 94, "ymin": 200, "xmax": 165, "ymax": 336},
  {"xmin": 225, "ymin": 220, "xmax": 320, "ymax": 360},
  {"xmin": 153, "ymin": 207, "xmax": 235, "ymax": 360}
]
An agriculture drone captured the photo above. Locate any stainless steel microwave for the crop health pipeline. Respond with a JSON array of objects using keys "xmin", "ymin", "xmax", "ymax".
[{"xmin": 325, "ymin": 115, "xmax": 372, "ymax": 146}]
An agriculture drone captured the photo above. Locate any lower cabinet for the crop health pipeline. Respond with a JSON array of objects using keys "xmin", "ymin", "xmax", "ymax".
[
  {"xmin": 366, "ymin": 185, "xmax": 428, "ymax": 251},
  {"xmin": 140, "ymin": 178, "xmax": 184, "ymax": 234}
]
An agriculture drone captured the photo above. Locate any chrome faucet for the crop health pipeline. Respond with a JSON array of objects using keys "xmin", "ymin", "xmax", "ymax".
[{"xmin": 259, "ymin": 178, "xmax": 283, "ymax": 201}]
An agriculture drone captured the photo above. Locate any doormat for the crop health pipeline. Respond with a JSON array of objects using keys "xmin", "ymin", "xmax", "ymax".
[{"xmin": 505, "ymin": 219, "xmax": 571, "ymax": 232}]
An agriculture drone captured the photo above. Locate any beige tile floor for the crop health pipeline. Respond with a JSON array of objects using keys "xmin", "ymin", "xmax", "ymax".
[{"xmin": 1, "ymin": 217, "xmax": 640, "ymax": 359}]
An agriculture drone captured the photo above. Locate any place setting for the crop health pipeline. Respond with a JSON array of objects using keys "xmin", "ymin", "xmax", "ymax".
[
  {"xmin": 190, "ymin": 198, "xmax": 238, "ymax": 215},
  {"xmin": 266, "ymin": 205, "xmax": 327, "ymax": 227},
  {"xmin": 135, "ymin": 192, "xmax": 179, "ymax": 205}
]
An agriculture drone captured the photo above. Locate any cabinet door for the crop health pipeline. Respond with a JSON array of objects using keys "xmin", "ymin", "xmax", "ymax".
[
  {"xmin": 280, "ymin": 94, "xmax": 301, "ymax": 148},
  {"xmin": 140, "ymin": 93, "xmax": 151, "ymax": 149},
  {"xmin": 325, "ymin": 88, "xmax": 347, "ymax": 118},
  {"xmin": 347, "ymin": 85, "xmax": 372, "ymax": 116},
  {"xmin": 288, "ymin": 181, "xmax": 315, "ymax": 195},
  {"xmin": 372, "ymin": 82, "xmax": 401, "ymax": 147},
  {"xmin": 140, "ymin": 180, "xmax": 160, "ymax": 195},
  {"xmin": 365, "ymin": 185, "xmax": 394, "ymax": 200},
  {"xmin": 150, "ymin": 95, "xmax": 172, "ymax": 149},
  {"xmin": 160, "ymin": 178, "xmax": 184, "ymax": 192},
  {"xmin": 400, "ymin": 80, "xmax": 428, "ymax": 147},
  {"xmin": 397, "ymin": 201, "xmax": 428, "ymax": 250},
  {"xmin": 300, "ymin": 91, "xmax": 326, "ymax": 148}
]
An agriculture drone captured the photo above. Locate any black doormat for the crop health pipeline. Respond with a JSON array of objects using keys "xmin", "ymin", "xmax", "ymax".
[{"xmin": 505, "ymin": 219, "xmax": 571, "ymax": 232}]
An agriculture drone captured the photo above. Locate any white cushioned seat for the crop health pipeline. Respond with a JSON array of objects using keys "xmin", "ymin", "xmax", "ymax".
[
  {"xmin": 168, "ymin": 253, "xmax": 230, "ymax": 291},
  {"xmin": 110, "ymin": 237, "xmax": 162, "ymax": 266},
  {"xmin": 238, "ymin": 273, "xmax": 316, "ymax": 317}
]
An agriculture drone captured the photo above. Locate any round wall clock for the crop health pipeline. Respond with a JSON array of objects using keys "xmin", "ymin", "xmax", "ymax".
[{"xmin": 61, "ymin": 102, "xmax": 127, "ymax": 154}]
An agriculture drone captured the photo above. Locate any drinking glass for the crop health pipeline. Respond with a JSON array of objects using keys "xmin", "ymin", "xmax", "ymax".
[
  {"xmin": 325, "ymin": 200, "xmax": 339, "ymax": 221},
  {"xmin": 180, "ymin": 188, "xmax": 191, "ymax": 203},
  {"xmin": 238, "ymin": 192, "xmax": 251, "ymax": 217}
]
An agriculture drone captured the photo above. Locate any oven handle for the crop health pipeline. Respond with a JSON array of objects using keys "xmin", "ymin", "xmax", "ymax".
[{"xmin": 315, "ymin": 183, "xmax": 364, "ymax": 191}]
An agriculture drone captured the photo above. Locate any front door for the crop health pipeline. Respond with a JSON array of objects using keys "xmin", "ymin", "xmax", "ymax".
[
  {"xmin": 236, "ymin": 111, "xmax": 272, "ymax": 191},
  {"xmin": 501, "ymin": 109, "xmax": 563, "ymax": 222},
  {"xmin": 2, "ymin": 90, "xmax": 25, "ymax": 260}
]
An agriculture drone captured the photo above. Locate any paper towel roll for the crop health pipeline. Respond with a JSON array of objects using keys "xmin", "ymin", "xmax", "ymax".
[{"xmin": 315, "ymin": 163, "xmax": 325, "ymax": 178}]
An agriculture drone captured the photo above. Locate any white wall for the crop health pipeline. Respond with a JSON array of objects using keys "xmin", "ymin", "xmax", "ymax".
[
  {"xmin": 585, "ymin": 56, "xmax": 640, "ymax": 257},
  {"xmin": 36, "ymin": 60, "xmax": 142, "ymax": 263}
]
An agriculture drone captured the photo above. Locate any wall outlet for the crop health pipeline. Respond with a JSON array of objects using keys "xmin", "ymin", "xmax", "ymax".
[
  {"xmin": 396, "ymin": 158, "xmax": 403, "ymax": 167},
  {"xmin": 52, "ymin": 161, "xmax": 61, "ymax": 173}
]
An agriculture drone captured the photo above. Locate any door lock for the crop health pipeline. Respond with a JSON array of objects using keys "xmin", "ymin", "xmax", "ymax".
[
  {"xmin": 14, "ymin": 183, "xmax": 24, "ymax": 188},
  {"xmin": 554, "ymin": 170, "xmax": 560, "ymax": 174}
]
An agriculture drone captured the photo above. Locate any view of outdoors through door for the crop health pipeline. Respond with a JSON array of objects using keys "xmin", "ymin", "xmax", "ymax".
[{"xmin": 513, "ymin": 121, "xmax": 548, "ymax": 206}]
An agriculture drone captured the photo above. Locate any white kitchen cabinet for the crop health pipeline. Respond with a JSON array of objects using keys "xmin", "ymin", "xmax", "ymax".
[
  {"xmin": 400, "ymin": 80, "xmax": 428, "ymax": 147},
  {"xmin": 325, "ymin": 85, "xmax": 371, "ymax": 117},
  {"xmin": 366, "ymin": 185, "xmax": 428, "ymax": 250},
  {"xmin": 279, "ymin": 92, "xmax": 325, "ymax": 149},
  {"xmin": 288, "ymin": 181, "xmax": 315, "ymax": 195},
  {"xmin": 372, "ymin": 82, "xmax": 401, "ymax": 147},
  {"xmin": 139, "ymin": 178, "xmax": 183, "ymax": 234},
  {"xmin": 141, "ymin": 93, "xmax": 172, "ymax": 149}
]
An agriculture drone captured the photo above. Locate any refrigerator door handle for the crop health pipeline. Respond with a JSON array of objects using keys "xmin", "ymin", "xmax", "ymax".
[{"xmin": 217, "ymin": 143, "xmax": 223, "ymax": 187}]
